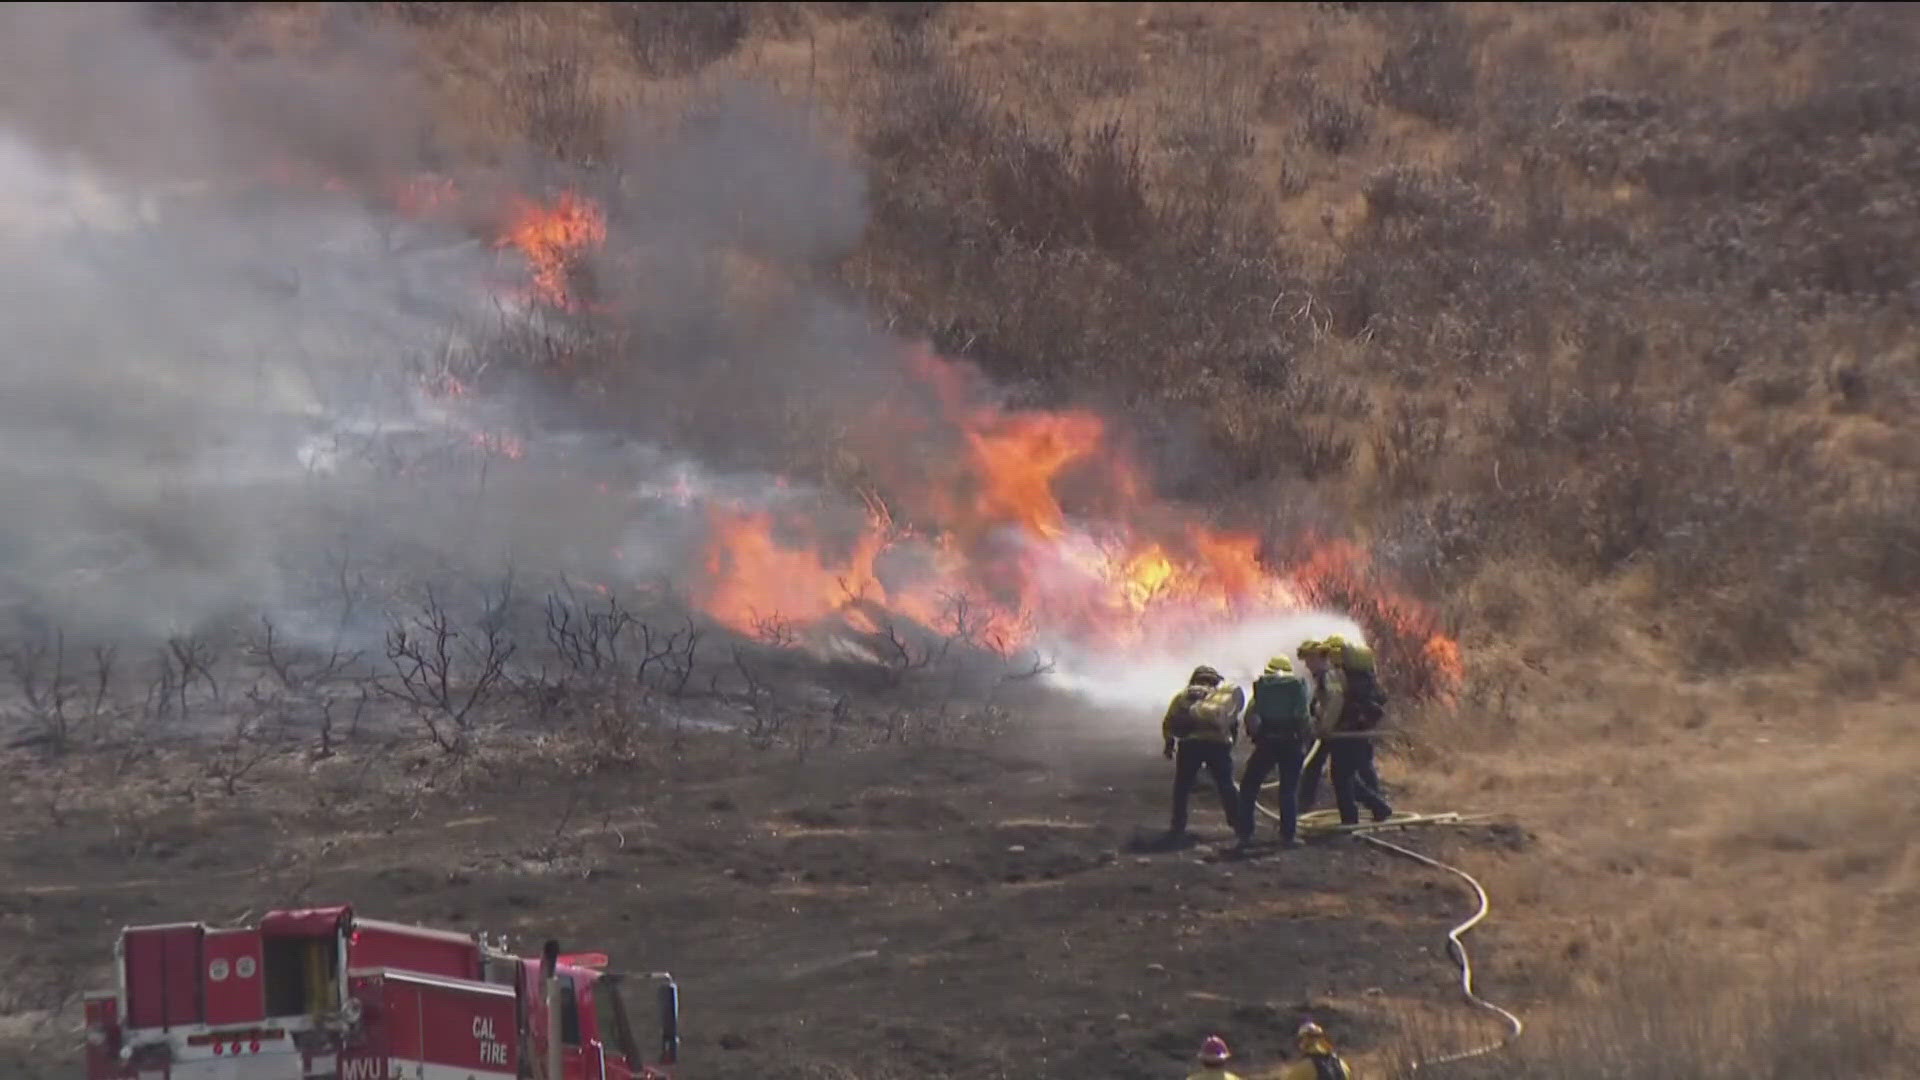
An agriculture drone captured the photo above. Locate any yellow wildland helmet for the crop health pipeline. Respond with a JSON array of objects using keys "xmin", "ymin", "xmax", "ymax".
[
  {"xmin": 1188, "ymin": 664, "xmax": 1224, "ymax": 687},
  {"xmin": 1263, "ymin": 656, "xmax": 1294, "ymax": 676},
  {"xmin": 1296, "ymin": 1020, "xmax": 1333, "ymax": 1056}
]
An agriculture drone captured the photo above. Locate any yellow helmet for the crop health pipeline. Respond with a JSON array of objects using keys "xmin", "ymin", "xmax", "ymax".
[
  {"xmin": 1296, "ymin": 639, "xmax": 1326, "ymax": 657},
  {"xmin": 1263, "ymin": 656, "xmax": 1294, "ymax": 675},
  {"xmin": 1323, "ymin": 634, "xmax": 1347, "ymax": 653},
  {"xmin": 1296, "ymin": 1020, "xmax": 1333, "ymax": 1055}
]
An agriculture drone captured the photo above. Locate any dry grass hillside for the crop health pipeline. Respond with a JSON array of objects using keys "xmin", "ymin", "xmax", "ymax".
[
  {"xmin": 241, "ymin": 0, "xmax": 1920, "ymax": 681},
  {"xmin": 4, "ymin": 2, "xmax": 1918, "ymax": 1077}
]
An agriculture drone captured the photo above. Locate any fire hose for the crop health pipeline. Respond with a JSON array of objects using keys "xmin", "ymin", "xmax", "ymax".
[{"xmin": 1253, "ymin": 739, "xmax": 1525, "ymax": 1072}]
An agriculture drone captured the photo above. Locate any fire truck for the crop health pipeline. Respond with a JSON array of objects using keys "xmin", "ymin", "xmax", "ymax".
[{"xmin": 82, "ymin": 905, "xmax": 680, "ymax": 1080}]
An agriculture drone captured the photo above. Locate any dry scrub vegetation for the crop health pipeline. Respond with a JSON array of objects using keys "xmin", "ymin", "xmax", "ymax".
[{"xmin": 7, "ymin": 2, "xmax": 1920, "ymax": 1076}]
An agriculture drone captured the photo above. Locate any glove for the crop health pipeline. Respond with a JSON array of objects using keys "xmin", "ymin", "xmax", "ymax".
[{"xmin": 1163, "ymin": 740, "xmax": 1175, "ymax": 759}]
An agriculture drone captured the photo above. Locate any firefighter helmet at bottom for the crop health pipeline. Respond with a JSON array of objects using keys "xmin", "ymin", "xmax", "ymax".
[{"xmin": 1296, "ymin": 1020, "xmax": 1333, "ymax": 1055}]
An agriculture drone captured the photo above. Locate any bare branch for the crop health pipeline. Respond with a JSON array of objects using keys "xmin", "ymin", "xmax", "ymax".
[
  {"xmin": 210, "ymin": 696, "xmax": 281, "ymax": 797},
  {"xmin": 246, "ymin": 615, "xmax": 363, "ymax": 693},
  {"xmin": 143, "ymin": 649, "xmax": 178, "ymax": 727},
  {"xmin": 166, "ymin": 634, "xmax": 223, "ymax": 718},
  {"xmin": 751, "ymin": 612, "xmax": 798, "ymax": 650},
  {"xmin": 730, "ymin": 644, "xmax": 767, "ymax": 703},
  {"xmin": 544, "ymin": 579, "xmax": 633, "ymax": 676},
  {"xmin": 377, "ymin": 586, "xmax": 517, "ymax": 754},
  {"xmin": 313, "ymin": 688, "xmax": 368, "ymax": 760},
  {"xmin": 3, "ymin": 629, "xmax": 75, "ymax": 751},
  {"xmin": 86, "ymin": 645, "xmax": 119, "ymax": 738},
  {"xmin": 999, "ymin": 651, "xmax": 1058, "ymax": 683},
  {"xmin": 876, "ymin": 620, "xmax": 934, "ymax": 686},
  {"xmin": 636, "ymin": 617, "xmax": 702, "ymax": 698}
]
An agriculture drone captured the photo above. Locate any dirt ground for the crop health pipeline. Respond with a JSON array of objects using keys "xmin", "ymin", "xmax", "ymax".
[{"xmin": 0, "ymin": 705, "xmax": 1528, "ymax": 1080}]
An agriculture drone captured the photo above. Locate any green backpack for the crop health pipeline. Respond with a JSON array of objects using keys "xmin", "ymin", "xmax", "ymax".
[{"xmin": 1250, "ymin": 673, "xmax": 1311, "ymax": 745}]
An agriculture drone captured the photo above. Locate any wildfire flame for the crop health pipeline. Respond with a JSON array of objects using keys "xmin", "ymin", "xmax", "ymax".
[
  {"xmin": 696, "ymin": 349, "xmax": 1465, "ymax": 701},
  {"xmin": 249, "ymin": 158, "xmax": 1458, "ymax": 699},
  {"xmin": 495, "ymin": 191, "xmax": 605, "ymax": 310},
  {"xmin": 252, "ymin": 159, "xmax": 606, "ymax": 310}
]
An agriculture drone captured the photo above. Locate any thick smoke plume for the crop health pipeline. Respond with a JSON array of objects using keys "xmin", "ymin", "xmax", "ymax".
[{"xmin": 0, "ymin": 4, "xmax": 882, "ymax": 647}]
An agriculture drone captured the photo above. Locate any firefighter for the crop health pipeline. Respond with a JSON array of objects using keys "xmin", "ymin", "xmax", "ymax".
[
  {"xmin": 1237, "ymin": 655, "xmax": 1313, "ymax": 846},
  {"xmin": 1296, "ymin": 637, "xmax": 1390, "ymax": 819},
  {"xmin": 1162, "ymin": 664, "xmax": 1245, "ymax": 840},
  {"xmin": 1188, "ymin": 1035, "xmax": 1244, "ymax": 1080},
  {"xmin": 1323, "ymin": 636, "xmax": 1393, "ymax": 826},
  {"xmin": 1293, "ymin": 640, "xmax": 1336, "ymax": 812},
  {"xmin": 1330, "ymin": 636, "xmax": 1388, "ymax": 793},
  {"xmin": 1277, "ymin": 1021, "xmax": 1352, "ymax": 1080}
]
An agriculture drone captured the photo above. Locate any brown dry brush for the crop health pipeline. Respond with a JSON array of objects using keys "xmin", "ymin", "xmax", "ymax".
[{"xmin": 1391, "ymin": 958, "xmax": 1916, "ymax": 1079}]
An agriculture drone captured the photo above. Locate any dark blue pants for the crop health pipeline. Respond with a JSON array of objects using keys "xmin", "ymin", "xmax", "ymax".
[
  {"xmin": 1331, "ymin": 738, "xmax": 1393, "ymax": 825},
  {"xmin": 1299, "ymin": 739, "xmax": 1385, "ymax": 810},
  {"xmin": 1170, "ymin": 740, "xmax": 1240, "ymax": 836},
  {"xmin": 1238, "ymin": 739, "xmax": 1307, "ymax": 841}
]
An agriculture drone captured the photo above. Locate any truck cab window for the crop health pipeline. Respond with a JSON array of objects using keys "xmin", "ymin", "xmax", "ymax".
[
  {"xmin": 592, "ymin": 976, "xmax": 643, "ymax": 1066},
  {"xmin": 559, "ymin": 974, "xmax": 582, "ymax": 1048}
]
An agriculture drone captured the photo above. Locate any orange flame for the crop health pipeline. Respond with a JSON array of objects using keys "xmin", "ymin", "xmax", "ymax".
[
  {"xmin": 701, "ymin": 509, "xmax": 884, "ymax": 634},
  {"xmin": 694, "ymin": 350, "xmax": 1465, "ymax": 700},
  {"xmin": 251, "ymin": 161, "xmax": 607, "ymax": 310},
  {"xmin": 496, "ymin": 191, "xmax": 606, "ymax": 310}
]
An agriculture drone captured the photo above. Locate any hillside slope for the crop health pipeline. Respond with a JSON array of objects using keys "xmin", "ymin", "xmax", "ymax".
[{"xmin": 1, "ymin": 2, "xmax": 1916, "ymax": 1077}]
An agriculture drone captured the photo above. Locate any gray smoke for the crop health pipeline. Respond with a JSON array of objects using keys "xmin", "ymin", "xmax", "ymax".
[{"xmin": 0, "ymin": 4, "xmax": 906, "ymax": 647}]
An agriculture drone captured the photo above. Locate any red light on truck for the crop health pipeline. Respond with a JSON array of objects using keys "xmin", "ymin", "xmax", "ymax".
[{"xmin": 187, "ymin": 1028, "xmax": 284, "ymax": 1048}]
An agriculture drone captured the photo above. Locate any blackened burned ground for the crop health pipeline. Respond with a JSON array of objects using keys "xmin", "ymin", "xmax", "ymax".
[{"xmin": 0, "ymin": 732, "xmax": 1502, "ymax": 1079}]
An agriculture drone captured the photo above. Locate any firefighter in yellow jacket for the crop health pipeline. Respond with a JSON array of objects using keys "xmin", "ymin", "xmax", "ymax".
[
  {"xmin": 1277, "ymin": 1021, "xmax": 1353, "ymax": 1080},
  {"xmin": 1162, "ymin": 665, "xmax": 1245, "ymax": 840}
]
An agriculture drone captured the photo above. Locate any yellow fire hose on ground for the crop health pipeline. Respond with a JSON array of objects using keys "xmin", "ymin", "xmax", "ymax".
[{"xmin": 1254, "ymin": 738, "xmax": 1525, "ymax": 1072}]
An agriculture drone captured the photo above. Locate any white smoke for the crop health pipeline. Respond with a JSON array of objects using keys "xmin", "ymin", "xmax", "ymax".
[
  {"xmin": 1041, "ymin": 609, "xmax": 1368, "ymax": 719},
  {"xmin": 0, "ymin": 5, "xmax": 881, "ymax": 648}
]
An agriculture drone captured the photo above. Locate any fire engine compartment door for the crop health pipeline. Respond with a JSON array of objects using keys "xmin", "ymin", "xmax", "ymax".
[
  {"xmin": 201, "ymin": 929, "xmax": 266, "ymax": 1027},
  {"xmin": 355, "ymin": 970, "xmax": 519, "ymax": 1080},
  {"xmin": 123, "ymin": 923, "xmax": 206, "ymax": 1031}
]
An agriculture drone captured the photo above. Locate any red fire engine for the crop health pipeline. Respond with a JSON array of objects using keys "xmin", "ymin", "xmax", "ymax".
[{"xmin": 83, "ymin": 904, "xmax": 679, "ymax": 1080}]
